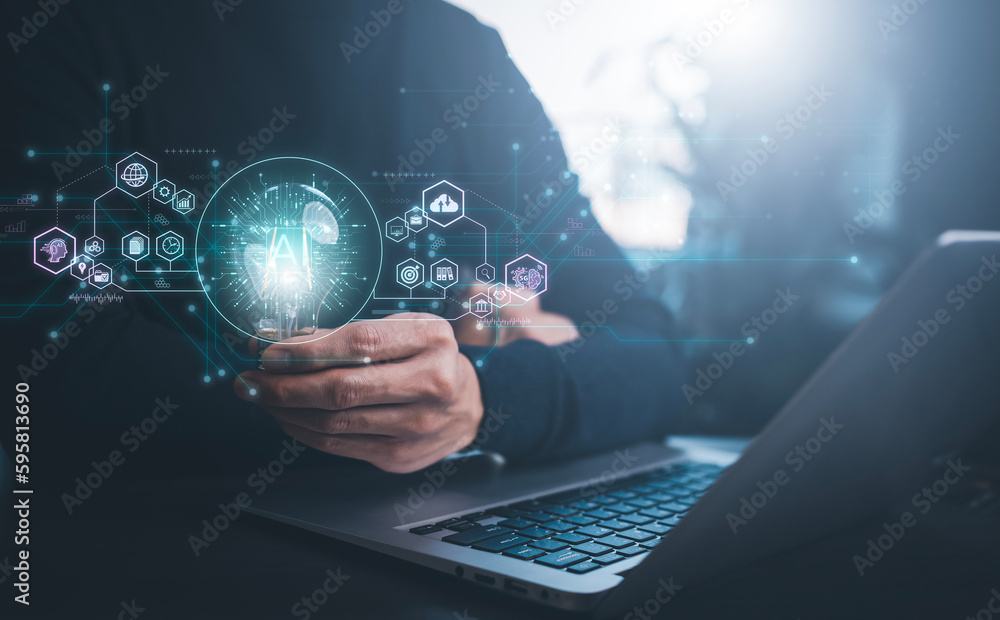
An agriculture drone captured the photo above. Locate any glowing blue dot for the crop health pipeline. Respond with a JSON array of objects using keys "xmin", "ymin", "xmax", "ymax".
[
  {"xmin": 31, "ymin": 195, "xmax": 38, "ymax": 202},
  {"xmin": 475, "ymin": 360, "xmax": 484, "ymax": 368},
  {"xmin": 851, "ymin": 256, "xmax": 859, "ymax": 264},
  {"xmin": 49, "ymin": 331, "xmax": 57, "ymax": 338},
  {"xmin": 102, "ymin": 83, "xmax": 110, "ymax": 91},
  {"xmin": 27, "ymin": 150, "xmax": 35, "ymax": 158},
  {"xmin": 560, "ymin": 234, "xmax": 567, "ymax": 241},
  {"xmin": 747, "ymin": 337, "xmax": 755, "ymax": 345},
  {"xmin": 203, "ymin": 376, "xmax": 211, "ymax": 384},
  {"xmin": 580, "ymin": 210, "xmax": 588, "ymax": 217},
  {"xmin": 120, "ymin": 275, "xmax": 128, "ymax": 282},
  {"xmin": 188, "ymin": 304, "xmax": 196, "ymax": 312},
  {"xmin": 204, "ymin": 285, "xmax": 211, "ymax": 292},
  {"xmin": 563, "ymin": 171, "xmax": 571, "ymax": 179},
  {"xmin": 56, "ymin": 194, "xmax": 63, "ymax": 203},
  {"xmin": 155, "ymin": 267, "xmax": 163, "ymax": 274},
  {"xmin": 398, "ymin": 302, "xmax": 406, "ymax": 309},
  {"xmin": 512, "ymin": 143, "xmax": 520, "ymax": 151},
  {"xmin": 217, "ymin": 369, "xmax": 226, "ymax": 377},
  {"xmin": 198, "ymin": 256, "xmax": 205, "ymax": 264},
  {"xmin": 546, "ymin": 189, "xmax": 553, "ymax": 196},
  {"xmin": 431, "ymin": 302, "xmax": 440, "ymax": 309},
  {"xmin": 399, "ymin": 87, "xmax": 406, "ymax": 93},
  {"xmin": 249, "ymin": 388, "xmax": 257, "ymax": 396},
  {"xmin": 79, "ymin": 282, "xmax": 86, "ymax": 289},
  {"xmin": 428, "ymin": 234, "xmax": 436, "ymax": 241},
  {"xmin": 408, "ymin": 242, "xmax": 416, "ymax": 249},
  {"xmin": 428, "ymin": 251, "xmax": 435, "ymax": 258},
  {"xmin": 211, "ymin": 160, "xmax": 220, "ymax": 168}
]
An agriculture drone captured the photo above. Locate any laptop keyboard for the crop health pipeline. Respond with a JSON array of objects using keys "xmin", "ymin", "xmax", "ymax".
[{"xmin": 408, "ymin": 461, "xmax": 725, "ymax": 574}]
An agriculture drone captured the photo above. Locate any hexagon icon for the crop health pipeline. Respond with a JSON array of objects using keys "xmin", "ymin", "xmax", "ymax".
[
  {"xmin": 34, "ymin": 226, "xmax": 77, "ymax": 274},
  {"xmin": 470, "ymin": 293, "xmax": 493, "ymax": 318},
  {"xmin": 69, "ymin": 255, "xmax": 93, "ymax": 281},
  {"xmin": 156, "ymin": 231, "xmax": 184, "ymax": 262},
  {"xmin": 405, "ymin": 206, "xmax": 428, "ymax": 233},
  {"xmin": 488, "ymin": 283, "xmax": 513, "ymax": 308},
  {"xmin": 90, "ymin": 263, "xmax": 112, "ymax": 289},
  {"xmin": 396, "ymin": 258, "xmax": 425, "ymax": 289},
  {"xmin": 84, "ymin": 235, "xmax": 105, "ymax": 257},
  {"xmin": 122, "ymin": 231, "xmax": 150, "ymax": 260},
  {"xmin": 115, "ymin": 152, "xmax": 157, "ymax": 198},
  {"xmin": 505, "ymin": 254, "xmax": 548, "ymax": 302},
  {"xmin": 385, "ymin": 217, "xmax": 408, "ymax": 243},
  {"xmin": 475, "ymin": 263, "xmax": 495, "ymax": 284},
  {"xmin": 422, "ymin": 180, "xmax": 465, "ymax": 228},
  {"xmin": 153, "ymin": 179, "xmax": 176, "ymax": 204},
  {"xmin": 173, "ymin": 189, "xmax": 195, "ymax": 215},
  {"xmin": 430, "ymin": 258, "xmax": 458, "ymax": 288}
]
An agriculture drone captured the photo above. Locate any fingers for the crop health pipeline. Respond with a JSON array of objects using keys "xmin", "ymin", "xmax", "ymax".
[
  {"xmin": 236, "ymin": 355, "xmax": 454, "ymax": 410},
  {"xmin": 264, "ymin": 404, "xmax": 439, "ymax": 438},
  {"xmin": 258, "ymin": 314, "xmax": 454, "ymax": 373}
]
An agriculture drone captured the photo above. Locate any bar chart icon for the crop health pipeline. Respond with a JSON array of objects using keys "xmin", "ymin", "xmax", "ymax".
[{"xmin": 5, "ymin": 221, "xmax": 25, "ymax": 233}]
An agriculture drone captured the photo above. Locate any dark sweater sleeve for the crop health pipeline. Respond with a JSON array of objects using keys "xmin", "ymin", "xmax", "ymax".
[{"xmin": 436, "ymin": 18, "xmax": 687, "ymax": 462}]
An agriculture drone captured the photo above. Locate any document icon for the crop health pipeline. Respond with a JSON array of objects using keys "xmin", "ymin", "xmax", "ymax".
[{"xmin": 129, "ymin": 237, "xmax": 144, "ymax": 256}]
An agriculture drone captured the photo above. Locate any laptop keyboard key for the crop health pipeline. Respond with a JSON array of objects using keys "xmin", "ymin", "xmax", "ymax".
[
  {"xmin": 517, "ymin": 526, "xmax": 554, "ymax": 539},
  {"xmin": 625, "ymin": 498, "xmax": 657, "ymax": 508},
  {"xmin": 497, "ymin": 517, "xmax": 535, "ymax": 530},
  {"xmin": 472, "ymin": 533, "xmax": 531, "ymax": 552},
  {"xmin": 569, "ymin": 500, "xmax": 601, "ymax": 511},
  {"xmin": 409, "ymin": 525, "xmax": 442, "ymax": 535},
  {"xmin": 536, "ymin": 550, "xmax": 589, "ymax": 568},
  {"xmin": 573, "ymin": 541, "xmax": 612, "ymax": 556},
  {"xmin": 552, "ymin": 532, "xmax": 590, "ymax": 544},
  {"xmin": 503, "ymin": 545, "xmax": 546, "ymax": 560},
  {"xmin": 593, "ymin": 553, "xmax": 625, "ymax": 565},
  {"xmin": 566, "ymin": 514, "xmax": 598, "ymax": 526},
  {"xmin": 461, "ymin": 512, "xmax": 489, "ymax": 521},
  {"xmin": 603, "ymin": 502, "xmax": 637, "ymax": 514},
  {"xmin": 545, "ymin": 505, "xmax": 579, "ymax": 517},
  {"xmin": 638, "ymin": 507, "xmax": 672, "ymax": 519},
  {"xmin": 597, "ymin": 520, "xmax": 632, "ymax": 531},
  {"xmin": 660, "ymin": 502, "xmax": 690, "ymax": 513},
  {"xmin": 619, "ymin": 545, "xmax": 647, "ymax": 557},
  {"xmin": 529, "ymin": 539, "xmax": 568, "ymax": 551},
  {"xmin": 661, "ymin": 515, "xmax": 684, "ymax": 526},
  {"xmin": 576, "ymin": 525, "xmax": 613, "ymax": 538},
  {"xmin": 435, "ymin": 518, "xmax": 465, "ymax": 528},
  {"xmin": 519, "ymin": 511, "xmax": 554, "ymax": 523},
  {"xmin": 594, "ymin": 535, "xmax": 634, "ymax": 549},
  {"xmin": 448, "ymin": 521, "xmax": 480, "ymax": 532},
  {"xmin": 540, "ymin": 520, "xmax": 576, "ymax": 533},
  {"xmin": 637, "ymin": 522, "xmax": 671, "ymax": 535},
  {"xmin": 567, "ymin": 560, "xmax": 602, "ymax": 574},
  {"xmin": 620, "ymin": 514, "xmax": 654, "ymax": 525},
  {"xmin": 618, "ymin": 529, "xmax": 655, "ymax": 542},
  {"xmin": 584, "ymin": 509, "xmax": 618, "ymax": 520},
  {"xmin": 443, "ymin": 524, "xmax": 513, "ymax": 546}
]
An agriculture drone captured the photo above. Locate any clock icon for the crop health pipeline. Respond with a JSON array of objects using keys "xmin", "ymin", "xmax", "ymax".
[{"xmin": 156, "ymin": 232, "xmax": 184, "ymax": 261}]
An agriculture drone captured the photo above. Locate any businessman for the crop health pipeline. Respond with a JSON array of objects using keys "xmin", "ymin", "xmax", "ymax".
[{"xmin": 1, "ymin": 0, "xmax": 684, "ymax": 476}]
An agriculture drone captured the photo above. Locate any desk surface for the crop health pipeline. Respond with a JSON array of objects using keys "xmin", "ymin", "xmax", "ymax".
[{"xmin": 6, "ymin": 444, "xmax": 1000, "ymax": 620}]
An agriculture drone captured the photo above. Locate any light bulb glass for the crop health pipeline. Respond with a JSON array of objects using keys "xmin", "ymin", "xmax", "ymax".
[{"xmin": 197, "ymin": 157, "xmax": 382, "ymax": 346}]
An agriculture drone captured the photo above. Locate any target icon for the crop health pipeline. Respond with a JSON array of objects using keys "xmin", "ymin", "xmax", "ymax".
[{"xmin": 396, "ymin": 259, "xmax": 425, "ymax": 289}]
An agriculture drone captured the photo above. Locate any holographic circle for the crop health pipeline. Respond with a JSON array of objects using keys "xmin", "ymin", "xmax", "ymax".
[{"xmin": 197, "ymin": 157, "xmax": 382, "ymax": 344}]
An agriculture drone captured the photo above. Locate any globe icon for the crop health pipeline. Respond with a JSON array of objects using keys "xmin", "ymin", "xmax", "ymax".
[{"xmin": 121, "ymin": 162, "xmax": 149, "ymax": 188}]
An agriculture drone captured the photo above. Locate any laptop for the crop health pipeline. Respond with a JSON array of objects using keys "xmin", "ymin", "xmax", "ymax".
[{"xmin": 247, "ymin": 231, "xmax": 1000, "ymax": 616}]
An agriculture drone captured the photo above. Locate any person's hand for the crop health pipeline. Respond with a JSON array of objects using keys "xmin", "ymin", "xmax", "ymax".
[
  {"xmin": 234, "ymin": 314, "xmax": 484, "ymax": 473},
  {"xmin": 453, "ymin": 288, "xmax": 580, "ymax": 347}
]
